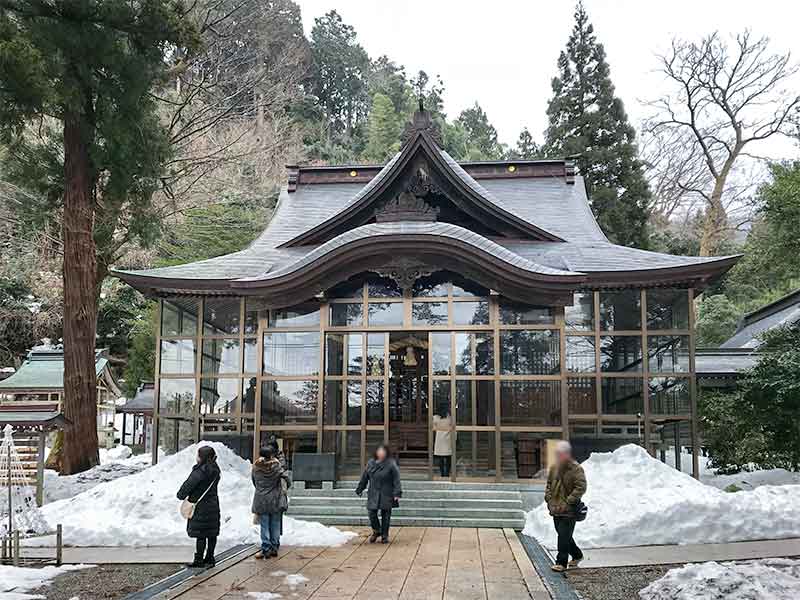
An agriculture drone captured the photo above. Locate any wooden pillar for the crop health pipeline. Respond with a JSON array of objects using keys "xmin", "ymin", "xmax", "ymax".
[
  {"xmin": 688, "ymin": 288, "xmax": 700, "ymax": 479},
  {"xmin": 36, "ymin": 429, "xmax": 45, "ymax": 507},
  {"xmin": 121, "ymin": 413, "xmax": 127, "ymax": 447}
]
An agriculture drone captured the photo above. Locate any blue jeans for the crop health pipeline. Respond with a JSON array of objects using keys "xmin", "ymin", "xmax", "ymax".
[{"xmin": 259, "ymin": 512, "xmax": 281, "ymax": 553}]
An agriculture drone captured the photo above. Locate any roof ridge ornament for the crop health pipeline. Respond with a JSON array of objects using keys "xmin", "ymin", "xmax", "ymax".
[{"xmin": 401, "ymin": 102, "xmax": 443, "ymax": 148}]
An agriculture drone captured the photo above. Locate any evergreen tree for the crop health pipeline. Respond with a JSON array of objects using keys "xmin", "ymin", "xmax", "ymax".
[
  {"xmin": 370, "ymin": 56, "xmax": 412, "ymax": 116},
  {"xmin": 720, "ymin": 162, "xmax": 800, "ymax": 311},
  {"xmin": 702, "ymin": 325, "xmax": 800, "ymax": 472},
  {"xmin": 512, "ymin": 128, "xmax": 539, "ymax": 159},
  {"xmin": 695, "ymin": 295, "xmax": 742, "ymax": 346},
  {"xmin": 365, "ymin": 93, "xmax": 402, "ymax": 162},
  {"xmin": 456, "ymin": 102, "xmax": 504, "ymax": 160},
  {"xmin": 544, "ymin": 1, "xmax": 651, "ymax": 247},
  {"xmin": 309, "ymin": 11, "xmax": 371, "ymax": 140},
  {"xmin": 0, "ymin": 1, "xmax": 196, "ymax": 473},
  {"xmin": 410, "ymin": 70, "xmax": 446, "ymax": 119}
]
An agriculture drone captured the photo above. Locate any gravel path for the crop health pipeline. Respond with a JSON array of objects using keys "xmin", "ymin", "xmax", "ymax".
[
  {"xmin": 565, "ymin": 564, "xmax": 681, "ymax": 600},
  {"xmin": 35, "ymin": 563, "xmax": 181, "ymax": 600}
]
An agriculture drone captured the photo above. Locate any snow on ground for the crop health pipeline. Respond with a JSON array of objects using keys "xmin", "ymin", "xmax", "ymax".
[
  {"xmin": 664, "ymin": 448, "xmax": 800, "ymax": 490},
  {"xmin": 705, "ymin": 468, "xmax": 800, "ymax": 491},
  {"xmin": 0, "ymin": 564, "xmax": 92, "ymax": 600},
  {"xmin": 639, "ymin": 559, "xmax": 800, "ymax": 600},
  {"xmin": 43, "ymin": 446, "xmax": 158, "ymax": 503},
  {"xmin": 37, "ymin": 441, "xmax": 355, "ymax": 549},
  {"xmin": 524, "ymin": 444, "xmax": 800, "ymax": 549}
]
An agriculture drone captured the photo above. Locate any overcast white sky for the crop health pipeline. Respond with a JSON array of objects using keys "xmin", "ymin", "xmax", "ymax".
[{"xmin": 295, "ymin": 0, "xmax": 800, "ymax": 159}]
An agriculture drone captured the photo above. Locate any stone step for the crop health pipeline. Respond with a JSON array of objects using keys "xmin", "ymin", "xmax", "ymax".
[
  {"xmin": 288, "ymin": 505, "xmax": 524, "ymax": 519},
  {"xmin": 288, "ymin": 479, "xmax": 530, "ymax": 529},
  {"xmin": 288, "ymin": 496, "xmax": 522, "ymax": 510},
  {"xmin": 289, "ymin": 488, "xmax": 525, "ymax": 499},
  {"xmin": 290, "ymin": 514, "xmax": 525, "ymax": 529},
  {"xmin": 330, "ymin": 480, "xmax": 544, "ymax": 492}
]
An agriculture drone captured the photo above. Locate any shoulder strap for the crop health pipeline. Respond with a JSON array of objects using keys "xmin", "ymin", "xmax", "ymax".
[{"xmin": 196, "ymin": 476, "xmax": 217, "ymax": 503}]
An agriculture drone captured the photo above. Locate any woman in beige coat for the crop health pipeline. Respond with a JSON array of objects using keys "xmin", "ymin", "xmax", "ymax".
[{"xmin": 432, "ymin": 410, "xmax": 453, "ymax": 477}]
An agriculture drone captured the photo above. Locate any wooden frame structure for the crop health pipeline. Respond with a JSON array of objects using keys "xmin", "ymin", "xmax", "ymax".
[
  {"xmin": 149, "ymin": 283, "xmax": 698, "ymax": 481},
  {"xmin": 116, "ymin": 105, "xmax": 738, "ymax": 481}
]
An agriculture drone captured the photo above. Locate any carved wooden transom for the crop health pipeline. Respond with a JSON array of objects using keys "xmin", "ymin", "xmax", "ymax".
[{"xmin": 374, "ymin": 259, "xmax": 437, "ymax": 290}]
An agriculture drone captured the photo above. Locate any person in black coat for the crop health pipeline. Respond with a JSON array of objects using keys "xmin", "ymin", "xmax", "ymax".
[
  {"xmin": 355, "ymin": 444, "xmax": 402, "ymax": 544},
  {"xmin": 177, "ymin": 445, "xmax": 221, "ymax": 568}
]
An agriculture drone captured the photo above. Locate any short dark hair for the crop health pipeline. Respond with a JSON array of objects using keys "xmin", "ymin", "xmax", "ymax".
[
  {"xmin": 259, "ymin": 446, "xmax": 274, "ymax": 460},
  {"xmin": 197, "ymin": 445, "xmax": 217, "ymax": 465},
  {"xmin": 374, "ymin": 443, "xmax": 392, "ymax": 460}
]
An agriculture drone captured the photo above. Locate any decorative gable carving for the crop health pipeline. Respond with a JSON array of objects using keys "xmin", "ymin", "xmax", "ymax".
[
  {"xmin": 375, "ymin": 190, "xmax": 439, "ymax": 222},
  {"xmin": 406, "ymin": 165, "xmax": 439, "ymax": 197}
]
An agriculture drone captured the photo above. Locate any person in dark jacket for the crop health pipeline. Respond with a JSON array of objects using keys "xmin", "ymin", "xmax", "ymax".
[
  {"xmin": 355, "ymin": 444, "xmax": 402, "ymax": 544},
  {"xmin": 544, "ymin": 441, "xmax": 587, "ymax": 572},
  {"xmin": 177, "ymin": 445, "xmax": 221, "ymax": 568},
  {"xmin": 252, "ymin": 446, "xmax": 290, "ymax": 559}
]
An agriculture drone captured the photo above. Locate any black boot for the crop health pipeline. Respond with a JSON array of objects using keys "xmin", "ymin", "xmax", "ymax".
[
  {"xmin": 186, "ymin": 553, "xmax": 204, "ymax": 568},
  {"xmin": 203, "ymin": 537, "xmax": 217, "ymax": 568},
  {"xmin": 368, "ymin": 531, "xmax": 380, "ymax": 544}
]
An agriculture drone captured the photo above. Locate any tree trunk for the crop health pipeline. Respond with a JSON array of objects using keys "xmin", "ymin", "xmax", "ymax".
[
  {"xmin": 699, "ymin": 177, "xmax": 729, "ymax": 257},
  {"xmin": 44, "ymin": 430, "xmax": 64, "ymax": 472},
  {"xmin": 61, "ymin": 110, "xmax": 100, "ymax": 475}
]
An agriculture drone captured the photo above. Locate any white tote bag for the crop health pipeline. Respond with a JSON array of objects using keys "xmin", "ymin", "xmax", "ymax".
[{"xmin": 180, "ymin": 477, "xmax": 217, "ymax": 520}]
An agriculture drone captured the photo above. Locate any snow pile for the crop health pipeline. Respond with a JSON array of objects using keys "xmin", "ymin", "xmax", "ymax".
[
  {"xmin": 44, "ymin": 446, "xmax": 157, "ymax": 503},
  {"xmin": 100, "ymin": 445, "xmax": 133, "ymax": 462},
  {"xmin": 0, "ymin": 564, "xmax": 92, "ymax": 600},
  {"xmin": 44, "ymin": 462, "xmax": 149, "ymax": 503},
  {"xmin": 38, "ymin": 441, "xmax": 355, "ymax": 548},
  {"xmin": 524, "ymin": 444, "xmax": 800, "ymax": 548},
  {"xmin": 639, "ymin": 559, "xmax": 800, "ymax": 600}
]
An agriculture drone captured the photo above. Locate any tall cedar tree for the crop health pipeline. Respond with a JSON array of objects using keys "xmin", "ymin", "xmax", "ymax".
[
  {"xmin": 0, "ymin": 1, "xmax": 195, "ymax": 473},
  {"xmin": 455, "ymin": 103, "xmax": 504, "ymax": 160},
  {"xmin": 544, "ymin": 2, "xmax": 650, "ymax": 247},
  {"xmin": 310, "ymin": 10, "xmax": 371, "ymax": 139},
  {"xmin": 514, "ymin": 128, "xmax": 539, "ymax": 159},
  {"xmin": 364, "ymin": 93, "xmax": 401, "ymax": 161}
]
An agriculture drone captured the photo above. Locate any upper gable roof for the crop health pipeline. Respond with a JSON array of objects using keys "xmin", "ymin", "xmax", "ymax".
[
  {"xmin": 721, "ymin": 289, "xmax": 800, "ymax": 349},
  {"xmin": 279, "ymin": 128, "xmax": 567, "ymax": 247}
]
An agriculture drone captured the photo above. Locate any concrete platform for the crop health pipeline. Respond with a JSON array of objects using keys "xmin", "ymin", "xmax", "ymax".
[{"xmin": 542, "ymin": 537, "xmax": 800, "ymax": 568}]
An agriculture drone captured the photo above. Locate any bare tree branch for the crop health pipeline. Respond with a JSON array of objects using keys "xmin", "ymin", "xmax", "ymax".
[{"xmin": 644, "ymin": 30, "xmax": 800, "ymax": 255}]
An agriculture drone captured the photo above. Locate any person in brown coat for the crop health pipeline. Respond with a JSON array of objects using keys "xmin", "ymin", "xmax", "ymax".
[
  {"xmin": 252, "ymin": 446, "xmax": 290, "ymax": 559},
  {"xmin": 544, "ymin": 440, "xmax": 587, "ymax": 572}
]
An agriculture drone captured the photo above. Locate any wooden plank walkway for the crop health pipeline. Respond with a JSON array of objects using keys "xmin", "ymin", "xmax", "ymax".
[{"xmin": 161, "ymin": 527, "xmax": 550, "ymax": 600}]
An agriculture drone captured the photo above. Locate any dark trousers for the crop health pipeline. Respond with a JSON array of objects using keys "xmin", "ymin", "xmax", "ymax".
[
  {"xmin": 553, "ymin": 516, "xmax": 582, "ymax": 567},
  {"xmin": 195, "ymin": 536, "xmax": 217, "ymax": 560},
  {"xmin": 368, "ymin": 508, "xmax": 392, "ymax": 539},
  {"xmin": 437, "ymin": 455, "xmax": 452, "ymax": 477}
]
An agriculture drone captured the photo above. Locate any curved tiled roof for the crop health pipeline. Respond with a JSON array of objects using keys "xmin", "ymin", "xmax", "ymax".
[
  {"xmin": 112, "ymin": 124, "xmax": 740, "ymax": 295},
  {"xmin": 238, "ymin": 222, "xmax": 581, "ymax": 283}
]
